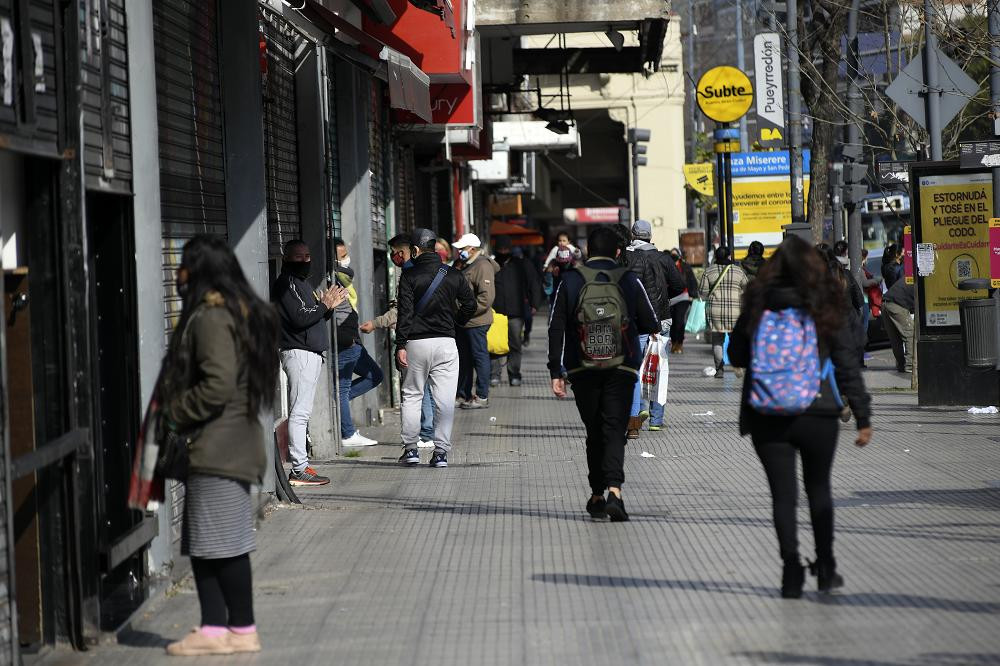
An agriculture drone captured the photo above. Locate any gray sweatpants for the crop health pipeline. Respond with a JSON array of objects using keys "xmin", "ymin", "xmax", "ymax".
[
  {"xmin": 401, "ymin": 337, "xmax": 460, "ymax": 454},
  {"xmin": 280, "ymin": 349, "xmax": 323, "ymax": 473}
]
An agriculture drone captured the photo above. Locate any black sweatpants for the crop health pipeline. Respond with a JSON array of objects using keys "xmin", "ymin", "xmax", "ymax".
[
  {"xmin": 750, "ymin": 414, "xmax": 839, "ymax": 564},
  {"xmin": 669, "ymin": 300, "xmax": 691, "ymax": 345},
  {"xmin": 571, "ymin": 370, "xmax": 636, "ymax": 494},
  {"xmin": 191, "ymin": 555, "xmax": 255, "ymax": 627}
]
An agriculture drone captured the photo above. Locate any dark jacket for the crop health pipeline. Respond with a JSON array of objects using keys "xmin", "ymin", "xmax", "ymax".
[
  {"xmin": 728, "ymin": 287, "xmax": 872, "ymax": 435},
  {"xmin": 165, "ymin": 297, "xmax": 267, "ymax": 484},
  {"xmin": 884, "ymin": 279, "xmax": 915, "ymax": 313},
  {"xmin": 882, "ymin": 260, "xmax": 903, "ymax": 289},
  {"xmin": 676, "ymin": 257, "xmax": 699, "ymax": 295},
  {"xmin": 494, "ymin": 254, "xmax": 543, "ymax": 317},
  {"xmin": 271, "ymin": 270, "xmax": 332, "ymax": 354},
  {"xmin": 655, "ymin": 251, "xmax": 688, "ymax": 301},
  {"xmin": 396, "ymin": 252, "xmax": 476, "ymax": 349},
  {"xmin": 547, "ymin": 258, "xmax": 660, "ymax": 380},
  {"xmin": 625, "ymin": 241, "xmax": 669, "ymax": 319},
  {"xmin": 741, "ymin": 254, "xmax": 766, "ymax": 279}
]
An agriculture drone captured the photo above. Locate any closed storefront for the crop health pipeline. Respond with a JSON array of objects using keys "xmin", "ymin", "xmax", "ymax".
[
  {"xmin": 324, "ymin": 49, "xmax": 342, "ymax": 244},
  {"xmin": 394, "ymin": 144, "xmax": 416, "ymax": 234},
  {"xmin": 153, "ymin": 0, "xmax": 227, "ymax": 340},
  {"xmin": 153, "ymin": 0, "xmax": 227, "ymax": 547},
  {"xmin": 368, "ymin": 82, "xmax": 389, "ymax": 249},
  {"xmin": 261, "ymin": 7, "xmax": 301, "ymax": 258}
]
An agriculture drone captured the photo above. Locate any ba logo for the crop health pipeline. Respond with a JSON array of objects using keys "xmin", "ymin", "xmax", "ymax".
[
  {"xmin": 761, "ymin": 128, "xmax": 783, "ymax": 141},
  {"xmin": 596, "ymin": 307, "xmax": 606, "ymax": 316}
]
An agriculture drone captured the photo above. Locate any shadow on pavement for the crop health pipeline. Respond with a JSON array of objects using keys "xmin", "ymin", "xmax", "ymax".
[
  {"xmin": 117, "ymin": 628, "xmax": 171, "ymax": 649},
  {"xmin": 735, "ymin": 651, "xmax": 1000, "ymax": 666},
  {"xmin": 531, "ymin": 573, "xmax": 1000, "ymax": 614}
]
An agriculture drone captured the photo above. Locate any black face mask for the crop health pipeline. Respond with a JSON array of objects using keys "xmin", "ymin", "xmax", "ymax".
[
  {"xmin": 286, "ymin": 261, "xmax": 311, "ymax": 280},
  {"xmin": 176, "ymin": 279, "xmax": 189, "ymax": 299},
  {"xmin": 496, "ymin": 252, "xmax": 512, "ymax": 265}
]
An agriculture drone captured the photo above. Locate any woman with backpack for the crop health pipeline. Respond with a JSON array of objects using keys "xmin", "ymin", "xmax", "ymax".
[
  {"xmin": 159, "ymin": 235, "xmax": 280, "ymax": 655},
  {"xmin": 728, "ymin": 236, "xmax": 872, "ymax": 599}
]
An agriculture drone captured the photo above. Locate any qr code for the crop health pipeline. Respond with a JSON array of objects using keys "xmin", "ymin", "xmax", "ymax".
[{"xmin": 956, "ymin": 259, "xmax": 972, "ymax": 280}]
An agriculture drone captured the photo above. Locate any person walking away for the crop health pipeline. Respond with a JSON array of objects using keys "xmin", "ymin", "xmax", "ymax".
[
  {"xmin": 359, "ymin": 234, "xmax": 436, "ymax": 448},
  {"xmin": 395, "ymin": 228, "xmax": 476, "ymax": 467},
  {"xmin": 548, "ymin": 226, "xmax": 660, "ymax": 521},
  {"xmin": 741, "ymin": 241, "xmax": 767, "ymax": 279},
  {"xmin": 272, "ymin": 240, "xmax": 347, "ymax": 486},
  {"xmin": 454, "ymin": 233, "xmax": 500, "ymax": 409},
  {"xmin": 621, "ymin": 220, "xmax": 672, "ymax": 437},
  {"xmin": 728, "ymin": 235, "xmax": 872, "ymax": 599},
  {"xmin": 858, "ymin": 249, "xmax": 883, "ymax": 362},
  {"xmin": 699, "ymin": 246, "xmax": 749, "ymax": 378},
  {"xmin": 882, "ymin": 278, "xmax": 914, "ymax": 373},
  {"xmin": 520, "ymin": 246, "xmax": 544, "ymax": 346},
  {"xmin": 162, "ymin": 236, "xmax": 280, "ymax": 655},
  {"xmin": 491, "ymin": 236, "xmax": 543, "ymax": 386},
  {"xmin": 818, "ymin": 243, "xmax": 866, "ymax": 366},
  {"xmin": 331, "ymin": 260, "xmax": 383, "ymax": 447},
  {"xmin": 667, "ymin": 248, "xmax": 700, "ymax": 354}
]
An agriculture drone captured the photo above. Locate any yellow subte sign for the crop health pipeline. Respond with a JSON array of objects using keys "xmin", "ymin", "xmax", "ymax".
[
  {"xmin": 697, "ymin": 66, "xmax": 754, "ymax": 123},
  {"xmin": 683, "ymin": 163, "xmax": 714, "ymax": 195}
]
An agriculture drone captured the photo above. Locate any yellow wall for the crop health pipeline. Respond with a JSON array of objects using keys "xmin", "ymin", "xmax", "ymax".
[{"xmin": 528, "ymin": 19, "xmax": 688, "ymax": 250}]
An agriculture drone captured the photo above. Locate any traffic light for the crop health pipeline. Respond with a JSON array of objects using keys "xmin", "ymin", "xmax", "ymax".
[
  {"xmin": 842, "ymin": 160, "xmax": 867, "ymax": 204},
  {"xmin": 629, "ymin": 129, "xmax": 650, "ymax": 168}
]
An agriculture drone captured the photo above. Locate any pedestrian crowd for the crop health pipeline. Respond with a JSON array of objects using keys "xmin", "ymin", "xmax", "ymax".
[{"xmin": 131, "ymin": 224, "xmax": 909, "ymax": 656}]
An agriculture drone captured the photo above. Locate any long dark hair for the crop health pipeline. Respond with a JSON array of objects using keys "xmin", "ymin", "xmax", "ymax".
[
  {"xmin": 741, "ymin": 235, "xmax": 845, "ymax": 341},
  {"xmin": 162, "ymin": 235, "xmax": 280, "ymax": 416}
]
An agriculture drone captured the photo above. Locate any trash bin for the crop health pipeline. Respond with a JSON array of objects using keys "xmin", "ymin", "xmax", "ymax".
[{"xmin": 959, "ymin": 298, "xmax": 999, "ymax": 368}]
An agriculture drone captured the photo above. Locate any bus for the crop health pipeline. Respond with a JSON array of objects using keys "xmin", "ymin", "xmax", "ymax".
[{"xmin": 860, "ymin": 191, "xmax": 909, "ymax": 251}]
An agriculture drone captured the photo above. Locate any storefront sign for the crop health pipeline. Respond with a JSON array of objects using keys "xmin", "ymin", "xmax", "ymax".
[
  {"xmin": 916, "ymin": 172, "xmax": 992, "ymax": 326},
  {"xmin": 564, "ymin": 207, "xmax": 626, "ymax": 224},
  {"xmin": 683, "ymin": 163, "xmax": 714, "ymax": 195},
  {"xmin": 696, "ymin": 66, "xmax": 754, "ymax": 123}
]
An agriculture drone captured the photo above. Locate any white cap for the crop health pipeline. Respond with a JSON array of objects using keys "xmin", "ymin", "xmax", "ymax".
[{"xmin": 452, "ymin": 233, "xmax": 482, "ymax": 249}]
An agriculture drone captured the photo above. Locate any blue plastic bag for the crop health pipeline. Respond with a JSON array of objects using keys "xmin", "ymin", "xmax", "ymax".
[
  {"xmin": 685, "ymin": 299, "xmax": 706, "ymax": 335},
  {"xmin": 723, "ymin": 332, "xmax": 731, "ymax": 366}
]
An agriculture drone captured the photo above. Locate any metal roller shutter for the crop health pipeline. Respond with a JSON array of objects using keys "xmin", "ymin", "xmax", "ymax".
[
  {"xmin": 80, "ymin": 0, "xmax": 132, "ymax": 191},
  {"xmin": 153, "ymin": 0, "xmax": 227, "ymax": 342},
  {"xmin": 394, "ymin": 145, "xmax": 416, "ymax": 234},
  {"xmin": 324, "ymin": 50, "xmax": 341, "ymax": 241},
  {"xmin": 368, "ymin": 82, "xmax": 388, "ymax": 248},
  {"xmin": 0, "ymin": 0, "xmax": 60, "ymax": 152},
  {"xmin": 261, "ymin": 8, "xmax": 301, "ymax": 257}
]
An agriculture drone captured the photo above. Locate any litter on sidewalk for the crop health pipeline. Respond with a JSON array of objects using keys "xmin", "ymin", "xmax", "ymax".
[
  {"xmin": 640, "ymin": 451, "xmax": 656, "ymax": 458},
  {"xmin": 968, "ymin": 406, "xmax": 999, "ymax": 414}
]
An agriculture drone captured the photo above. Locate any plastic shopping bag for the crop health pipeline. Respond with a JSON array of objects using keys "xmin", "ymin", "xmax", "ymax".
[
  {"xmin": 655, "ymin": 342, "xmax": 669, "ymax": 405},
  {"xmin": 722, "ymin": 332, "xmax": 731, "ymax": 366},
  {"xmin": 640, "ymin": 338, "xmax": 659, "ymax": 404},
  {"xmin": 487, "ymin": 310, "xmax": 510, "ymax": 355},
  {"xmin": 685, "ymin": 299, "xmax": 706, "ymax": 335}
]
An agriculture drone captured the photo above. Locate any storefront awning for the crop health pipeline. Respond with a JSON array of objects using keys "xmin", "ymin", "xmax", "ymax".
[
  {"xmin": 297, "ymin": 1, "xmax": 432, "ymax": 120},
  {"xmin": 381, "ymin": 47, "xmax": 432, "ymax": 122}
]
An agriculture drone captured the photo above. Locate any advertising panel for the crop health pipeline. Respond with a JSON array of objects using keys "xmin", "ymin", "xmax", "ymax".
[
  {"xmin": 991, "ymin": 218, "xmax": 1000, "ymax": 288},
  {"xmin": 916, "ymin": 172, "xmax": 992, "ymax": 327},
  {"xmin": 730, "ymin": 151, "xmax": 810, "ymax": 250}
]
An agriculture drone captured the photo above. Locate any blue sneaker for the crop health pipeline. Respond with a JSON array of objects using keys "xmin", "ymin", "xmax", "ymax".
[
  {"xmin": 429, "ymin": 451, "xmax": 448, "ymax": 468},
  {"xmin": 398, "ymin": 449, "xmax": 420, "ymax": 465}
]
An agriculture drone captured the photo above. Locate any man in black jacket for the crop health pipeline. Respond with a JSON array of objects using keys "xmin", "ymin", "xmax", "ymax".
[
  {"xmin": 395, "ymin": 228, "xmax": 477, "ymax": 468},
  {"xmin": 272, "ymin": 240, "xmax": 347, "ymax": 487},
  {"xmin": 549, "ymin": 226, "xmax": 660, "ymax": 521},
  {"xmin": 491, "ymin": 235, "xmax": 542, "ymax": 386}
]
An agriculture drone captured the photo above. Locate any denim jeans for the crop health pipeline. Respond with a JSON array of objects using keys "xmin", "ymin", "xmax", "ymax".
[
  {"xmin": 458, "ymin": 325, "xmax": 491, "ymax": 400},
  {"xmin": 349, "ymin": 345, "xmax": 384, "ymax": 401},
  {"xmin": 337, "ymin": 344, "xmax": 362, "ymax": 438},
  {"xmin": 420, "ymin": 386, "xmax": 434, "ymax": 441},
  {"xmin": 630, "ymin": 334, "xmax": 649, "ymax": 417}
]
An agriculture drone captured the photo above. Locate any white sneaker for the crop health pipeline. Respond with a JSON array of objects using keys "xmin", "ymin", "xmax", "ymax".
[
  {"xmin": 417, "ymin": 440, "xmax": 435, "ymax": 449},
  {"xmin": 343, "ymin": 431, "xmax": 378, "ymax": 447}
]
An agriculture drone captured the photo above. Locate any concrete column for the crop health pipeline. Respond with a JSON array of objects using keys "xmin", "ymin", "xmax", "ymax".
[
  {"xmin": 125, "ymin": 0, "xmax": 170, "ymax": 575},
  {"xmin": 217, "ymin": 1, "xmax": 273, "ymax": 489}
]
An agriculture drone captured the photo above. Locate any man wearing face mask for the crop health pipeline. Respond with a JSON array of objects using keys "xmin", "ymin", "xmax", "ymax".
[
  {"xmin": 452, "ymin": 233, "xmax": 500, "ymax": 409},
  {"xmin": 334, "ymin": 236, "xmax": 350, "ymax": 268},
  {"xmin": 271, "ymin": 240, "xmax": 348, "ymax": 486},
  {"xmin": 359, "ymin": 235, "xmax": 436, "ymax": 448},
  {"xmin": 490, "ymin": 235, "xmax": 542, "ymax": 386}
]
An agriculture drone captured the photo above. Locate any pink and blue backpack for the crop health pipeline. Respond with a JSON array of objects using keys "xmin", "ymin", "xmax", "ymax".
[{"xmin": 749, "ymin": 308, "xmax": 840, "ymax": 415}]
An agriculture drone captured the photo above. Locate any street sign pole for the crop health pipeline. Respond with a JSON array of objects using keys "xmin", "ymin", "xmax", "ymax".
[
  {"xmin": 846, "ymin": 0, "xmax": 864, "ymax": 279},
  {"xmin": 924, "ymin": 0, "xmax": 943, "ymax": 161},
  {"xmin": 714, "ymin": 126, "xmax": 739, "ymax": 252},
  {"xmin": 785, "ymin": 0, "xmax": 809, "ymax": 239}
]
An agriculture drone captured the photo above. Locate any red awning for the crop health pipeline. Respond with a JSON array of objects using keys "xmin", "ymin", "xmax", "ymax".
[{"xmin": 490, "ymin": 221, "xmax": 539, "ymax": 236}]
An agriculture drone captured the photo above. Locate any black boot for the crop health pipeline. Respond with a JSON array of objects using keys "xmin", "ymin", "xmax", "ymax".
[
  {"xmin": 781, "ymin": 560, "xmax": 805, "ymax": 599},
  {"xmin": 809, "ymin": 558, "xmax": 844, "ymax": 593}
]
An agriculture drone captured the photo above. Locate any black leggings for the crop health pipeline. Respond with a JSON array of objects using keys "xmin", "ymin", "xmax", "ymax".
[
  {"xmin": 191, "ymin": 554, "xmax": 254, "ymax": 627},
  {"xmin": 751, "ymin": 414, "xmax": 839, "ymax": 564},
  {"xmin": 669, "ymin": 300, "xmax": 691, "ymax": 344}
]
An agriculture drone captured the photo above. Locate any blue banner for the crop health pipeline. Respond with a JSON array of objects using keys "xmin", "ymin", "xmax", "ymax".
[{"xmin": 730, "ymin": 150, "xmax": 811, "ymax": 178}]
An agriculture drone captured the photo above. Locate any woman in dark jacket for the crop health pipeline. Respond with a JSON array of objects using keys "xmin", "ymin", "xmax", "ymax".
[
  {"xmin": 729, "ymin": 236, "xmax": 873, "ymax": 600},
  {"xmin": 667, "ymin": 248, "xmax": 700, "ymax": 353},
  {"xmin": 161, "ymin": 236, "xmax": 279, "ymax": 656}
]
